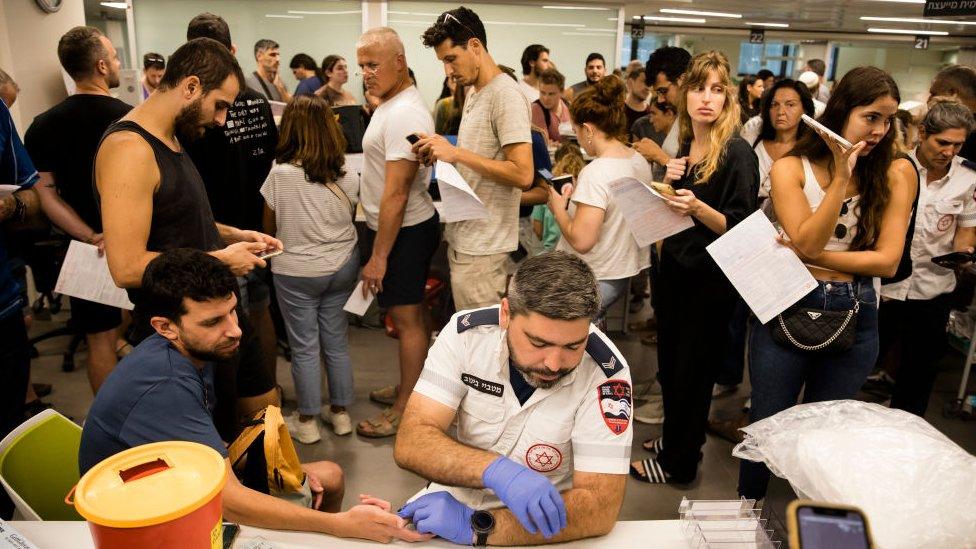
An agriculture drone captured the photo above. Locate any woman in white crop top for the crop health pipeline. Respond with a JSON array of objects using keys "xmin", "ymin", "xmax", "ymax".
[{"xmin": 739, "ymin": 67, "xmax": 916, "ymax": 503}]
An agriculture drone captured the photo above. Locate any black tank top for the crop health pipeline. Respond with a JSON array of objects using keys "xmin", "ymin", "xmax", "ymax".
[
  {"xmin": 97, "ymin": 120, "xmax": 222, "ymax": 253},
  {"xmin": 96, "ymin": 120, "xmax": 224, "ymax": 342}
]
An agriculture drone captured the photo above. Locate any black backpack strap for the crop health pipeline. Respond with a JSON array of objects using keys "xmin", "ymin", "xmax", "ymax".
[{"xmin": 253, "ymin": 71, "xmax": 275, "ymax": 100}]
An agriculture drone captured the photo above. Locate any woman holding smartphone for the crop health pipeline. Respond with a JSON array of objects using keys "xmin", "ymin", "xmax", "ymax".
[
  {"xmin": 261, "ymin": 95, "xmax": 360, "ymax": 443},
  {"xmin": 738, "ymin": 66, "xmax": 915, "ymax": 500},
  {"xmin": 630, "ymin": 51, "xmax": 759, "ymax": 484},
  {"xmin": 548, "ymin": 76, "xmax": 652, "ymax": 323}
]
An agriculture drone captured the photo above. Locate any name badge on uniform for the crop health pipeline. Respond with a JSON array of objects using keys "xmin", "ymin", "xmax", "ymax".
[
  {"xmin": 461, "ymin": 373, "xmax": 504, "ymax": 397},
  {"xmin": 598, "ymin": 380, "xmax": 632, "ymax": 435}
]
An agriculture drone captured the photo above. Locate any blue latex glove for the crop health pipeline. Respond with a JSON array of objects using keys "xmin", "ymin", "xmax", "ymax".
[
  {"xmin": 397, "ymin": 492, "xmax": 474, "ymax": 545},
  {"xmin": 482, "ymin": 456, "xmax": 568, "ymax": 538}
]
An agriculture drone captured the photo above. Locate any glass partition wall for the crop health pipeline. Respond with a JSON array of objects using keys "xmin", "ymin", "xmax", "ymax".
[{"xmin": 132, "ymin": 0, "xmax": 365, "ymax": 102}]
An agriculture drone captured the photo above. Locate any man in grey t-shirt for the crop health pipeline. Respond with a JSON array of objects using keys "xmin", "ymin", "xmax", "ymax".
[
  {"xmin": 415, "ymin": 6, "xmax": 534, "ymax": 311},
  {"xmin": 245, "ymin": 38, "xmax": 291, "ymax": 103}
]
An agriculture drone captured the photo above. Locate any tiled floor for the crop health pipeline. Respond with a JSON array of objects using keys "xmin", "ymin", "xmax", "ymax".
[{"xmin": 24, "ymin": 306, "xmax": 976, "ymax": 527}]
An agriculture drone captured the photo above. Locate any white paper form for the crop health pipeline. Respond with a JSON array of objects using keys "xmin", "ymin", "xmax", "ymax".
[
  {"xmin": 434, "ymin": 160, "xmax": 488, "ymax": 223},
  {"xmin": 706, "ymin": 211, "xmax": 818, "ymax": 324},
  {"xmin": 343, "ymin": 281, "xmax": 375, "ymax": 316},
  {"xmin": 0, "ymin": 185, "xmax": 19, "ymax": 197},
  {"xmin": 607, "ymin": 177, "xmax": 694, "ymax": 247},
  {"xmin": 54, "ymin": 241, "xmax": 134, "ymax": 310}
]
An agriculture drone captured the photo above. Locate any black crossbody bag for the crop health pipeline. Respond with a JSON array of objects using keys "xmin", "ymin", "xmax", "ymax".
[{"xmin": 771, "ymin": 299, "xmax": 860, "ymax": 354}]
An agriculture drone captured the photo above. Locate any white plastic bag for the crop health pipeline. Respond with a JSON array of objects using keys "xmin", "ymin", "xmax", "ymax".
[{"xmin": 732, "ymin": 400, "xmax": 976, "ymax": 549}]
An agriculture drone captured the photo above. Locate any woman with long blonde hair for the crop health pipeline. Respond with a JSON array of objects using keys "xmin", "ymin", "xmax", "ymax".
[{"xmin": 631, "ymin": 51, "xmax": 759, "ymax": 484}]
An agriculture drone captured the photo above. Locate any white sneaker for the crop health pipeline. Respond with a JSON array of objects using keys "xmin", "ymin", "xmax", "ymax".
[
  {"xmin": 284, "ymin": 413, "xmax": 321, "ymax": 444},
  {"xmin": 321, "ymin": 407, "xmax": 353, "ymax": 436},
  {"xmin": 634, "ymin": 398, "xmax": 664, "ymax": 424}
]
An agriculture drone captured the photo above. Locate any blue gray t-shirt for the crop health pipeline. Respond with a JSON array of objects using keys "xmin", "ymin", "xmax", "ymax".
[
  {"xmin": 79, "ymin": 334, "xmax": 228, "ymax": 474},
  {"xmin": 294, "ymin": 76, "xmax": 324, "ymax": 97},
  {"xmin": 0, "ymin": 101, "xmax": 38, "ymax": 321}
]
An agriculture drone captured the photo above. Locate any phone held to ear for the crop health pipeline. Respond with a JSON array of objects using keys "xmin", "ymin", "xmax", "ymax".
[
  {"xmin": 801, "ymin": 114, "xmax": 853, "ymax": 150},
  {"xmin": 787, "ymin": 500, "xmax": 872, "ymax": 549}
]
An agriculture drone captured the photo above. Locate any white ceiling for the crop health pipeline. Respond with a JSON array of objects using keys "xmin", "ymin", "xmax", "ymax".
[{"xmin": 619, "ymin": 0, "xmax": 976, "ymax": 44}]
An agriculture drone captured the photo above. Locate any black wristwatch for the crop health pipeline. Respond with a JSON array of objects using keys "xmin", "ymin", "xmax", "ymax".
[{"xmin": 470, "ymin": 510, "xmax": 495, "ymax": 546}]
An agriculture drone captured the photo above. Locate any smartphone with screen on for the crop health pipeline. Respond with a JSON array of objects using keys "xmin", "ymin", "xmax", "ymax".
[
  {"xmin": 257, "ymin": 248, "xmax": 283, "ymax": 261},
  {"xmin": 787, "ymin": 500, "xmax": 872, "ymax": 549}
]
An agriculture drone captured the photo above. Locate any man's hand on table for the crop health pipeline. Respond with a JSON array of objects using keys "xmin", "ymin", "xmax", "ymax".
[{"xmin": 482, "ymin": 456, "xmax": 567, "ymax": 539}]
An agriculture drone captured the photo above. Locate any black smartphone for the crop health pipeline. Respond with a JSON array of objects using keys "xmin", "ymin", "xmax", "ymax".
[
  {"xmin": 932, "ymin": 251, "xmax": 976, "ymax": 269},
  {"xmin": 551, "ymin": 175, "xmax": 573, "ymax": 196},
  {"xmin": 222, "ymin": 522, "xmax": 240, "ymax": 549},
  {"xmin": 790, "ymin": 503, "xmax": 870, "ymax": 549},
  {"xmin": 406, "ymin": 133, "xmax": 421, "ymax": 145}
]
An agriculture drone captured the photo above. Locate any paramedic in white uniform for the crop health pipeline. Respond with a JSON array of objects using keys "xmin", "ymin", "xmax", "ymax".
[{"xmin": 395, "ymin": 251, "xmax": 633, "ymax": 546}]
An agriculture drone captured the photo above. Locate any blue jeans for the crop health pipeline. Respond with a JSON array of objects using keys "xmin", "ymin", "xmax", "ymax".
[
  {"xmin": 738, "ymin": 278, "xmax": 878, "ymax": 500},
  {"xmin": 597, "ymin": 278, "xmax": 629, "ymax": 324},
  {"xmin": 273, "ymin": 250, "xmax": 359, "ymax": 414}
]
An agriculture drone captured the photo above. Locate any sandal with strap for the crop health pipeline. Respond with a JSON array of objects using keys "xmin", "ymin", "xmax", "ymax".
[
  {"xmin": 629, "ymin": 458, "xmax": 671, "ymax": 484},
  {"xmin": 356, "ymin": 407, "xmax": 401, "ymax": 438},
  {"xmin": 642, "ymin": 437, "xmax": 663, "ymax": 454},
  {"xmin": 369, "ymin": 385, "xmax": 399, "ymax": 407}
]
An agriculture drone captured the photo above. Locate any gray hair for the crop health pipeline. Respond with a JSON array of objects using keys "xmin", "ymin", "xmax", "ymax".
[
  {"xmin": 507, "ymin": 252, "xmax": 599, "ymax": 321},
  {"xmin": 356, "ymin": 27, "xmax": 405, "ymax": 56},
  {"xmin": 921, "ymin": 98, "xmax": 976, "ymax": 136},
  {"xmin": 253, "ymin": 38, "xmax": 279, "ymax": 58}
]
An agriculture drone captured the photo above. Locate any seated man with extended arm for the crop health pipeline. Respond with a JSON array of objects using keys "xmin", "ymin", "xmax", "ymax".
[
  {"xmin": 79, "ymin": 249, "xmax": 425, "ymax": 544},
  {"xmin": 394, "ymin": 251, "xmax": 633, "ymax": 546}
]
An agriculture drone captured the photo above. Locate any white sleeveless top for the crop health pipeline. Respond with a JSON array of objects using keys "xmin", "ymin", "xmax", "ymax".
[{"xmin": 800, "ymin": 156, "xmax": 859, "ymax": 252}]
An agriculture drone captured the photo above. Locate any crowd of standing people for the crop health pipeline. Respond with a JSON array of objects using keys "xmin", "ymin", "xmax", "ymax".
[{"xmin": 2, "ymin": 3, "xmax": 976, "ymax": 545}]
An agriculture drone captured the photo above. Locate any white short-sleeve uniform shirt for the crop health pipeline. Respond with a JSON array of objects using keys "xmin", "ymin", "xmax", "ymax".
[
  {"xmin": 411, "ymin": 306, "xmax": 633, "ymax": 510},
  {"xmin": 882, "ymin": 151, "xmax": 976, "ymax": 301}
]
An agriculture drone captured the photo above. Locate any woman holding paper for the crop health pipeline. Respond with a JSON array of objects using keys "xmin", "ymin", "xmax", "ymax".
[
  {"xmin": 547, "ymin": 75, "xmax": 652, "ymax": 323},
  {"xmin": 261, "ymin": 95, "xmax": 360, "ymax": 442},
  {"xmin": 629, "ymin": 51, "xmax": 759, "ymax": 485},
  {"xmin": 738, "ymin": 66, "xmax": 916, "ymax": 501}
]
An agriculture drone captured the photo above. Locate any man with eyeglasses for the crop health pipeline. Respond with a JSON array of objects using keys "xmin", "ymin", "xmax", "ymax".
[
  {"xmin": 354, "ymin": 27, "xmax": 441, "ymax": 439},
  {"xmin": 631, "ymin": 46, "xmax": 690, "ymax": 175},
  {"xmin": 414, "ymin": 7, "xmax": 534, "ymax": 312}
]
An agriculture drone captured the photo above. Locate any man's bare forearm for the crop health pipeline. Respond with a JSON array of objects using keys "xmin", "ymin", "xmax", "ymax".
[
  {"xmin": 372, "ymin": 190, "xmax": 409, "ymax": 261},
  {"xmin": 36, "ymin": 177, "xmax": 97, "ymax": 241},
  {"xmin": 394, "ymin": 422, "xmax": 497, "ymax": 488},
  {"xmin": 488, "ymin": 481, "xmax": 624, "ymax": 545},
  {"xmin": 216, "ymin": 222, "xmax": 245, "ymax": 244}
]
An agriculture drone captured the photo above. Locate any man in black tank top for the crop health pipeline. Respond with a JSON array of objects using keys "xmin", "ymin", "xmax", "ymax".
[{"xmin": 94, "ymin": 38, "xmax": 282, "ymax": 438}]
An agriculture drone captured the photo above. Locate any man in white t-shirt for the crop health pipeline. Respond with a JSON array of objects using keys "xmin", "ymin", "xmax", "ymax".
[
  {"xmin": 415, "ymin": 7, "xmax": 534, "ymax": 311},
  {"xmin": 356, "ymin": 27, "xmax": 442, "ymax": 438},
  {"xmin": 517, "ymin": 44, "xmax": 551, "ymax": 103}
]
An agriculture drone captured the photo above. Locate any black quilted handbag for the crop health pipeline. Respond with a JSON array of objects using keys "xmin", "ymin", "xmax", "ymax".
[{"xmin": 771, "ymin": 301, "xmax": 860, "ymax": 354}]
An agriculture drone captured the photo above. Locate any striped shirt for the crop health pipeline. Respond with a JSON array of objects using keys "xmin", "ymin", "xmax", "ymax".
[{"xmin": 260, "ymin": 162, "xmax": 359, "ymax": 277}]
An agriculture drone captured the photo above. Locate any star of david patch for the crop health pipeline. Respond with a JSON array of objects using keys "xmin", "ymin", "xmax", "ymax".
[
  {"xmin": 525, "ymin": 443, "xmax": 563, "ymax": 473},
  {"xmin": 597, "ymin": 379, "xmax": 632, "ymax": 435}
]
